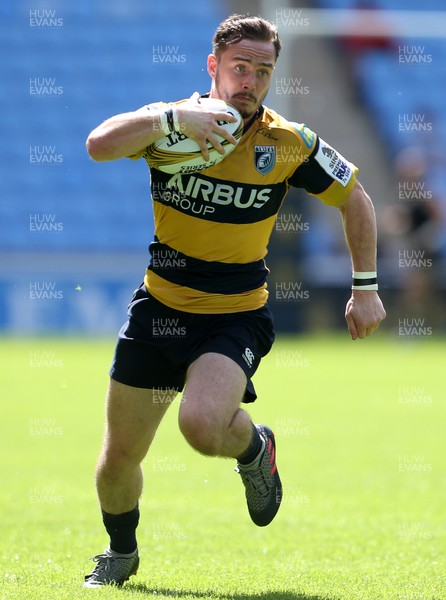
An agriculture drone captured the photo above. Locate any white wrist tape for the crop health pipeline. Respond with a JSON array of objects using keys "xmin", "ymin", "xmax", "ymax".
[{"xmin": 352, "ymin": 271, "xmax": 378, "ymax": 291}]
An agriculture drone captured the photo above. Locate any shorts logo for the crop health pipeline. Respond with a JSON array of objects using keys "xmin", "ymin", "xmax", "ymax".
[
  {"xmin": 242, "ymin": 347, "xmax": 255, "ymax": 368},
  {"xmin": 254, "ymin": 145, "xmax": 275, "ymax": 175}
]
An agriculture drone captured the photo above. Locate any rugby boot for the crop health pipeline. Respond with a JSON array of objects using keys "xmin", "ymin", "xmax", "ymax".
[
  {"xmin": 83, "ymin": 547, "xmax": 139, "ymax": 588},
  {"xmin": 236, "ymin": 424, "xmax": 282, "ymax": 526}
]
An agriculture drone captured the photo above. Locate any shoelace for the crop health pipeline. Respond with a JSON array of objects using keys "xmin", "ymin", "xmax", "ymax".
[
  {"xmin": 88, "ymin": 553, "xmax": 112, "ymax": 576},
  {"xmin": 237, "ymin": 461, "xmax": 270, "ymax": 496}
]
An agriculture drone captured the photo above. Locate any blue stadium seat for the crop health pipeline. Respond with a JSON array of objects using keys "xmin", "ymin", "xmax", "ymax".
[
  {"xmin": 311, "ymin": 0, "xmax": 446, "ymax": 204},
  {"xmin": 0, "ymin": 0, "xmax": 223, "ymax": 251}
]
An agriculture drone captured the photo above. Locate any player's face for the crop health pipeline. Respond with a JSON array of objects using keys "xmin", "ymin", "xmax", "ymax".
[{"xmin": 208, "ymin": 39, "xmax": 276, "ymax": 121}]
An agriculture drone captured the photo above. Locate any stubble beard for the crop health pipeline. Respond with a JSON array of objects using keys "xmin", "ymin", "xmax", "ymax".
[{"xmin": 213, "ymin": 74, "xmax": 260, "ymax": 120}]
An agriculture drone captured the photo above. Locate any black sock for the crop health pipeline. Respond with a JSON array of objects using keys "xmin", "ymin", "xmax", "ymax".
[
  {"xmin": 237, "ymin": 423, "xmax": 263, "ymax": 465},
  {"xmin": 102, "ymin": 505, "xmax": 139, "ymax": 554}
]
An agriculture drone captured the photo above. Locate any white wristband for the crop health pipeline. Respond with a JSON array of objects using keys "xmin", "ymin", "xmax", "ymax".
[
  {"xmin": 353, "ymin": 271, "xmax": 377, "ymax": 279},
  {"xmin": 352, "ymin": 271, "xmax": 378, "ymax": 291}
]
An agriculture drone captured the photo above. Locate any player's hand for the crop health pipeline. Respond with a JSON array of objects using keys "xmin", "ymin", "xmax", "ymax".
[
  {"xmin": 345, "ymin": 290, "xmax": 386, "ymax": 340},
  {"xmin": 175, "ymin": 92, "xmax": 239, "ymax": 161}
]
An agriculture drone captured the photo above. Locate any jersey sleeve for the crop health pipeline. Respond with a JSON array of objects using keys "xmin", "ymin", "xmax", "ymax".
[{"xmin": 288, "ymin": 126, "xmax": 358, "ymax": 207}]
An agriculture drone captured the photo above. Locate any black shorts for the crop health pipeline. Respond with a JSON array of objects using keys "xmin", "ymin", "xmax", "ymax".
[{"xmin": 110, "ymin": 284, "xmax": 275, "ymax": 403}]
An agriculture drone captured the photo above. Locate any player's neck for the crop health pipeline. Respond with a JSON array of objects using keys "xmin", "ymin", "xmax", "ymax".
[{"xmin": 242, "ymin": 106, "xmax": 262, "ymax": 132}]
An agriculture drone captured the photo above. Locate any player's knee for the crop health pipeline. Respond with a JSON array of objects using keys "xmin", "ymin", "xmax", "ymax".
[
  {"xmin": 100, "ymin": 439, "xmax": 144, "ymax": 473},
  {"xmin": 178, "ymin": 407, "xmax": 221, "ymax": 456}
]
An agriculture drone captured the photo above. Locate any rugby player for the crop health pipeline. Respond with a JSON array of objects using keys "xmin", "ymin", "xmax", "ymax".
[{"xmin": 84, "ymin": 14, "xmax": 386, "ymax": 587}]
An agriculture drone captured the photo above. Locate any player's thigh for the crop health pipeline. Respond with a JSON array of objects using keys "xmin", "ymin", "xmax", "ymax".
[
  {"xmin": 104, "ymin": 378, "xmax": 177, "ymax": 462},
  {"xmin": 179, "ymin": 352, "xmax": 247, "ymax": 431}
]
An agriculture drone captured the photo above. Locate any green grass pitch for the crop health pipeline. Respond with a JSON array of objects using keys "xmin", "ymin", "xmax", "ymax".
[{"xmin": 0, "ymin": 334, "xmax": 444, "ymax": 599}]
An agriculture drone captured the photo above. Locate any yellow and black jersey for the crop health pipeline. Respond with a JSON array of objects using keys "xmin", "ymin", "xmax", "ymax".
[{"xmin": 130, "ymin": 99, "xmax": 358, "ymax": 314}]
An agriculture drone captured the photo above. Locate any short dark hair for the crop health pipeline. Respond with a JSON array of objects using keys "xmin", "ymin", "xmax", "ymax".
[{"xmin": 212, "ymin": 14, "xmax": 281, "ymax": 60}]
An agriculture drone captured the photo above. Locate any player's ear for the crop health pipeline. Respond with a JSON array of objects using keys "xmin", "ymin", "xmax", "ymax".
[{"xmin": 207, "ymin": 54, "xmax": 217, "ymax": 78}]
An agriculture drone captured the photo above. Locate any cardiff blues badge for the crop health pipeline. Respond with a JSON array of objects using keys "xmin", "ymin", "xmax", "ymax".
[{"xmin": 254, "ymin": 145, "xmax": 275, "ymax": 175}]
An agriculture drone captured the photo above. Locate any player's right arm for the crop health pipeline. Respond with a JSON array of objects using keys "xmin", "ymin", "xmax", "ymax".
[
  {"xmin": 86, "ymin": 106, "xmax": 166, "ymax": 162},
  {"xmin": 86, "ymin": 92, "xmax": 237, "ymax": 162}
]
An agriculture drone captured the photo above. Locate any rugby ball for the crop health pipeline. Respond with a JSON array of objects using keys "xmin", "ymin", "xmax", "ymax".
[{"xmin": 146, "ymin": 98, "xmax": 243, "ymax": 174}]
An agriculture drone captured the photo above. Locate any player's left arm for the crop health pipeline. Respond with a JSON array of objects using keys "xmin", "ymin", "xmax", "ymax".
[{"xmin": 337, "ymin": 180, "xmax": 386, "ymax": 340}]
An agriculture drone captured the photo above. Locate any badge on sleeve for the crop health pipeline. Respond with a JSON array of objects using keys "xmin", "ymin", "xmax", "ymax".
[{"xmin": 314, "ymin": 139, "xmax": 354, "ymax": 187}]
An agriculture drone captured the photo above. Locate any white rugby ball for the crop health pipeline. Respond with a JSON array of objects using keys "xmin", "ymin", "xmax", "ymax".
[{"xmin": 146, "ymin": 98, "xmax": 243, "ymax": 174}]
